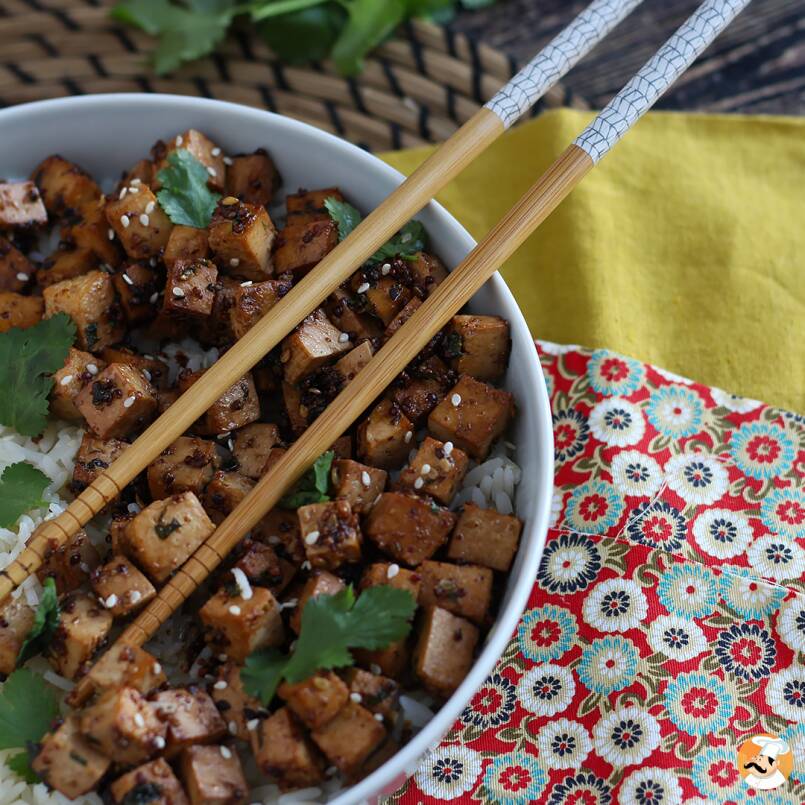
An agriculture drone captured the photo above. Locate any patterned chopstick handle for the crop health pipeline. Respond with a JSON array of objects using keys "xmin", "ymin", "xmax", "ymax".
[
  {"xmin": 485, "ymin": 0, "xmax": 645, "ymax": 128},
  {"xmin": 575, "ymin": 0, "xmax": 752, "ymax": 162}
]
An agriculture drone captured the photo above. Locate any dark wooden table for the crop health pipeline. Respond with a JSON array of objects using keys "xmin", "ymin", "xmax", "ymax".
[{"xmin": 453, "ymin": 0, "xmax": 804, "ymax": 114}]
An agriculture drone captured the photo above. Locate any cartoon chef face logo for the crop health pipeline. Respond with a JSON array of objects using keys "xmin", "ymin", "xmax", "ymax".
[{"xmin": 737, "ymin": 733, "xmax": 793, "ymax": 791}]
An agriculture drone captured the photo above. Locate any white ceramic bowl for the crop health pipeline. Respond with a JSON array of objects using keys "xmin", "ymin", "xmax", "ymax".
[{"xmin": 0, "ymin": 95, "xmax": 553, "ymax": 805}]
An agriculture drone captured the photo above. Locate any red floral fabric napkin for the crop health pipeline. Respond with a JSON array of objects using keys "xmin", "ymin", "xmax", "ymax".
[{"xmin": 385, "ymin": 343, "xmax": 805, "ymax": 805}]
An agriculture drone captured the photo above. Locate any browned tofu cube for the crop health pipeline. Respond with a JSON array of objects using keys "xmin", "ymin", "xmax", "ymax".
[
  {"xmin": 360, "ymin": 562, "xmax": 421, "ymax": 601},
  {"xmin": 71, "ymin": 433, "xmax": 127, "ymax": 494},
  {"xmin": 32, "ymin": 715, "xmax": 110, "ymax": 799},
  {"xmin": 83, "ymin": 644, "xmax": 167, "ymax": 700},
  {"xmin": 233, "ymin": 541, "xmax": 295, "ymax": 595},
  {"xmin": 282, "ymin": 381, "xmax": 307, "ymax": 435},
  {"xmin": 200, "ymin": 586, "xmax": 284, "ymax": 663},
  {"xmin": 42, "ymin": 270, "xmax": 124, "ymax": 351},
  {"xmin": 124, "ymin": 492, "xmax": 215, "ymax": 583},
  {"xmin": 63, "ymin": 198, "xmax": 122, "ymax": 268},
  {"xmin": 153, "ymin": 129, "xmax": 227, "ymax": 193},
  {"xmin": 330, "ymin": 434, "xmax": 353, "ymax": 459},
  {"xmin": 108, "ymin": 513, "xmax": 134, "ymax": 554},
  {"xmin": 209, "ymin": 662, "xmax": 265, "ymax": 742},
  {"xmin": 298, "ymin": 499, "xmax": 362, "ymax": 570},
  {"xmin": 32, "ymin": 155, "xmax": 101, "ymax": 218},
  {"xmin": 209, "ymin": 198, "xmax": 275, "ymax": 281},
  {"xmin": 310, "ymin": 702, "xmax": 386, "ymax": 777},
  {"xmin": 37, "ymin": 247, "xmax": 98, "ymax": 288},
  {"xmin": 397, "ymin": 436, "xmax": 469, "ymax": 505},
  {"xmin": 254, "ymin": 506, "xmax": 305, "ymax": 563},
  {"xmin": 286, "ymin": 187, "xmax": 343, "ymax": 225},
  {"xmin": 343, "ymin": 667, "xmax": 400, "ymax": 722},
  {"xmin": 152, "ymin": 688, "xmax": 228, "ymax": 755},
  {"xmin": 448, "ymin": 503, "xmax": 522, "ymax": 572},
  {"xmin": 418, "ymin": 561, "xmax": 493, "ymax": 624},
  {"xmin": 164, "ymin": 225, "xmax": 210, "ymax": 270},
  {"xmin": 164, "ymin": 258, "xmax": 218, "ymax": 318},
  {"xmin": 280, "ymin": 308, "xmax": 350, "ymax": 384},
  {"xmin": 50, "ymin": 348, "xmax": 105, "ymax": 421},
  {"xmin": 331, "ymin": 459, "xmax": 386, "ymax": 514},
  {"xmin": 250, "ymin": 707, "xmax": 324, "ymax": 790},
  {"xmin": 0, "ymin": 180, "xmax": 48, "ymax": 228},
  {"xmin": 273, "ymin": 219, "xmax": 338, "ymax": 278},
  {"xmin": 0, "ymin": 598, "xmax": 34, "ymax": 676},
  {"xmin": 334, "ymin": 340, "xmax": 374, "ymax": 385},
  {"xmin": 290, "ymin": 571, "xmax": 344, "ymax": 634},
  {"xmin": 47, "ymin": 592, "xmax": 113, "ymax": 679},
  {"xmin": 91, "ymin": 555, "xmax": 157, "ymax": 617},
  {"xmin": 81, "ymin": 686, "xmax": 166, "ymax": 764},
  {"xmin": 203, "ymin": 471, "xmax": 254, "ymax": 524},
  {"xmin": 409, "ymin": 251, "xmax": 448, "ymax": 296},
  {"xmin": 415, "ymin": 607, "xmax": 479, "ymax": 698},
  {"xmin": 356, "ymin": 276, "xmax": 412, "ymax": 326},
  {"xmin": 357, "ymin": 399, "xmax": 414, "ymax": 470},
  {"xmin": 112, "ymin": 262, "xmax": 161, "ymax": 325},
  {"xmin": 225, "ymin": 150, "xmax": 280, "ymax": 207},
  {"xmin": 36, "ymin": 528, "xmax": 100, "ymax": 595},
  {"xmin": 101, "ymin": 346, "xmax": 170, "ymax": 390},
  {"xmin": 206, "ymin": 276, "xmax": 240, "ymax": 346},
  {"xmin": 391, "ymin": 356, "xmax": 450, "ymax": 424},
  {"xmin": 110, "ymin": 758, "xmax": 190, "ymax": 805},
  {"xmin": 278, "ymin": 671, "xmax": 349, "ymax": 730},
  {"xmin": 178, "ymin": 370, "xmax": 260, "ymax": 436},
  {"xmin": 180, "ymin": 745, "xmax": 248, "ymax": 805},
  {"xmin": 447, "ymin": 314, "xmax": 510, "ymax": 382},
  {"xmin": 147, "ymin": 435, "xmax": 218, "ymax": 499},
  {"xmin": 0, "ymin": 291, "xmax": 43, "ymax": 332},
  {"xmin": 119, "ymin": 160, "xmax": 155, "ymax": 190},
  {"xmin": 232, "ymin": 423, "xmax": 281, "ymax": 480},
  {"xmin": 229, "ymin": 278, "xmax": 290, "ymax": 339},
  {"xmin": 365, "ymin": 492, "xmax": 456, "ymax": 567},
  {"xmin": 326, "ymin": 288, "xmax": 382, "ymax": 343},
  {"xmin": 384, "ymin": 296, "xmax": 422, "ymax": 340},
  {"xmin": 106, "ymin": 185, "xmax": 173, "ymax": 259},
  {"xmin": 354, "ymin": 639, "xmax": 409, "ymax": 680},
  {"xmin": 428, "ymin": 375, "xmax": 515, "ymax": 460},
  {"xmin": 75, "ymin": 362, "xmax": 158, "ymax": 439},
  {"xmin": 0, "ymin": 236, "xmax": 34, "ymax": 293}
]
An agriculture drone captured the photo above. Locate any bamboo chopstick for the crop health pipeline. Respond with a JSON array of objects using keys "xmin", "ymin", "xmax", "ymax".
[
  {"xmin": 0, "ymin": 0, "xmax": 644, "ymax": 604},
  {"xmin": 70, "ymin": 0, "xmax": 752, "ymax": 706}
]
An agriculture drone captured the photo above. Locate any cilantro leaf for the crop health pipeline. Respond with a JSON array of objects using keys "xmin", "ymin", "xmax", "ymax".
[
  {"xmin": 331, "ymin": 0, "xmax": 407, "ymax": 76},
  {"xmin": 0, "ymin": 314, "xmax": 75, "ymax": 437},
  {"xmin": 0, "ymin": 463, "xmax": 50, "ymax": 530},
  {"xmin": 370, "ymin": 220, "xmax": 428, "ymax": 263},
  {"xmin": 0, "ymin": 670, "xmax": 59, "ymax": 750},
  {"xmin": 259, "ymin": 3, "xmax": 347, "ymax": 65},
  {"xmin": 156, "ymin": 149, "xmax": 221, "ymax": 228},
  {"xmin": 280, "ymin": 450, "xmax": 334, "ymax": 509},
  {"xmin": 7, "ymin": 750, "xmax": 39, "ymax": 783},
  {"xmin": 340, "ymin": 584, "xmax": 417, "ymax": 650},
  {"xmin": 324, "ymin": 197, "xmax": 361, "ymax": 241},
  {"xmin": 241, "ymin": 647, "xmax": 287, "ymax": 705},
  {"xmin": 17, "ymin": 578, "xmax": 60, "ymax": 667}
]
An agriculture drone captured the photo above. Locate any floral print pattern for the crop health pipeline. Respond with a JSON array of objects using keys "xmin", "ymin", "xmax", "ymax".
[{"xmin": 386, "ymin": 345, "xmax": 805, "ymax": 805}]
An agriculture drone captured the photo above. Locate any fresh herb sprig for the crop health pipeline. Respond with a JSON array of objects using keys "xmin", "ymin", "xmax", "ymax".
[
  {"xmin": 156, "ymin": 149, "xmax": 221, "ymax": 228},
  {"xmin": 0, "ymin": 463, "xmax": 51, "ymax": 530},
  {"xmin": 279, "ymin": 450, "xmax": 334, "ymax": 508},
  {"xmin": 16, "ymin": 578, "xmax": 61, "ymax": 667},
  {"xmin": 241, "ymin": 585, "xmax": 416, "ymax": 704}
]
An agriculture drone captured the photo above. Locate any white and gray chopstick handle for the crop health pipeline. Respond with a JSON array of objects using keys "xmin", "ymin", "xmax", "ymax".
[
  {"xmin": 575, "ymin": 0, "xmax": 751, "ymax": 162},
  {"xmin": 485, "ymin": 0, "xmax": 645, "ymax": 128}
]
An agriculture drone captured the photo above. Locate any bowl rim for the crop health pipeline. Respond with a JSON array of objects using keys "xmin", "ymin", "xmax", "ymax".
[{"xmin": 0, "ymin": 93, "xmax": 554, "ymax": 804}]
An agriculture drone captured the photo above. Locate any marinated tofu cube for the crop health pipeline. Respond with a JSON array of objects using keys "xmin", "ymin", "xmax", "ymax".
[
  {"xmin": 110, "ymin": 758, "xmax": 190, "ymax": 805},
  {"xmin": 37, "ymin": 246, "xmax": 98, "ymax": 287},
  {"xmin": 209, "ymin": 198, "xmax": 275, "ymax": 281},
  {"xmin": 384, "ymin": 297, "xmax": 422, "ymax": 340},
  {"xmin": 326, "ymin": 288, "xmax": 382, "ymax": 343},
  {"xmin": 289, "ymin": 571, "xmax": 344, "ymax": 634},
  {"xmin": 447, "ymin": 503, "xmax": 522, "ymax": 572},
  {"xmin": 355, "ymin": 276, "xmax": 412, "ymax": 326},
  {"xmin": 250, "ymin": 707, "xmax": 323, "ymax": 790},
  {"xmin": 286, "ymin": 188, "xmax": 343, "ymax": 226},
  {"xmin": 353, "ymin": 639, "xmax": 409, "ymax": 680},
  {"xmin": 42, "ymin": 270, "xmax": 124, "ymax": 351},
  {"xmin": 157, "ymin": 387, "xmax": 180, "ymax": 414},
  {"xmin": 330, "ymin": 434, "xmax": 353, "ymax": 459},
  {"xmin": 148, "ymin": 436, "xmax": 219, "ymax": 499},
  {"xmin": 32, "ymin": 715, "xmax": 110, "ymax": 799},
  {"xmin": 180, "ymin": 745, "xmax": 248, "ymax": 805},
  {"xmin": 278, "ymin": 671, "xmax": 349, "ymax": 730},
  {"xmin": 415, "ymin": 607, "xmax": 479, "ymax": 698},
  {"xmin": 206, "ymin": 276, "xmax": 240, "ymax": 346},
  {"xmin": 120, "ymin": 160, "xmax": 155, "ymax": 190},
  {"xmin": 365, "ymin": 492, "xmax": 456, "ymax": 567},
  {"xmin": 63, "ymin": 198, "xmax": 122, "ymax": 267},
  {"xmin": 51, "ymin": 347, "xmax": 106, "ymax": 421},
  {"xmin": 106, "ymin": 185, "xmax": 173, "ymax": 259},
  {"xmin": 310, "ymin": 702, "xmax": 386, "ymax": 777},
  {"xmin": 164, "ymin": 225, "xmax": 210, "ymax": 270},
  {"xmin": 177, "ymin": 370, "xmax": 260, "ymax": 436},
  {"xmin": 83, "ymin": 644, "xmax": 167, "ymax": 700},
  {"xmin": 0, "ymin": 236, "xmax": 34, "ymax": 293},
  {"xmin": 360, "ymin": 562, "xmax": 421, "ymax": 601},
  {"xmin": 0, "ymin": 598, "xmax": 34, "ymax": 676},
  {"xmin": 232, "ymin": 423, "xmax": 281, "ymax": 480},
  {"xmin": 101, "ymin": 346, "xmax": 171, "ymax": 390},
  {"xmin": 280, "ymin": 308, "xmax": 350, "ymax": 384},
  {"xmin": 0, "ymin": 291, "xmax": 43, "ymax": 332},
  {"xmin": 390, "ymin": 357, "xmax": 450, "ymax": 424},
  {"xmin": 428, "ymin": 375, "xmax": 515, "ymax": 460},
  {"xmin": 225, "ymin": 150, "xmax": 280, "ymax": 207},
  {"xmin": 113, "ymin": 262, "xmax": 161, "ymax": 325},
  {"xmin": 342, "ymin": 668, "xmax": 400, "ymax": 722},
  {"xmin": 408, "ymin": 251, "xmax": 448, "ymax": 296},
  {"xmin": 152, "ymin": 688, "xmax": 228, "ymax": 755},
  {"xmin": 109, "ymin": 513, "xmax": 135, "ymax": 554},
  {"xmin": 153, "ymin": 129, "xmax": 227, "ymax": 192},
  {"xmin": 36, "ymin": 529, "xmax": 100, "ymax": 595},
  {"xmin": 447, "ymin": 314, "xmax": 510, "ymax": 382},
  {"xmin": 229, "ymin": 278, "xmax": 290, "ymax": 339},
  {"xmin": 203, "ymin": 471, "xmax": 254, "ymax": 524},
  {"xmin": 357, "ymin": 399, "xmax": 414, "ymax": 470},
  {"xmin": 331, "ymin": 459, "xmax": 386, "ymax": 514},
  {"xmin": 273, "ymin": 219, "xmax": 338, "ymax": 278},
  {"xmin": 165, "ymin": 258, "xmax": 219, "ymax": 318},
  {"xmin": 0, "ymin": 180, "xmax": 48, "ymax": 228},
  {"xmin": 282, "ymin": 381, "xmax": 307, "ymax": 435},
  {"xmin": 75, "ymin": 362, "xmax": 158, "ymax": 439},
  {"xmin": 81, "ymin": 686, "xmax": 166, "ymax": 765},
  {"xmin": 298, "ymin": 499, "xmax": 362, "ymax": 570},
  {"xmin": 71, "ymin": 433, "xmax": 127, "ymax": 494},
  {"xmin": 124, "ymin": 492, "xmax": 215, "ymax": 583},
  {"xmin": 91, "ymin": 555, "xmax": 157, "ymax": 617},
  {"xmin": 47, "ymin": 592, "xmax": 113, "ymax": 679},
  {"xmin": 210, "ymin": 662, "xmax": 266, "ymax": 742},
  {"xmin": 233, "ymin": 541, "xmax": 295, "ymax": 595},
  {"xmin": 418, "ymin": 561, "xmax": 493, "ymax": 624},
  {"xmin": 254, "ymin": 507, "xmax": 304, "ymax": 564},
  {"xmin": 397, "ymin": 436, "xmax": 469, "ymax": 505},
  {"xmin": 32, "ymin": 155, "xmax": 101, "ymax": 218},
  {"xmin": 200, "ymin": 586, "xmax": 284, "ymax": 663},
  {"xmin": 334, "ymin": 340, "xmax": 374, "ymax": 385}
]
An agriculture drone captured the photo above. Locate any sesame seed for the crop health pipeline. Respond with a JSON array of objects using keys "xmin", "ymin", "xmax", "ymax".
[
  {"xmin": 421, "ymin": 463, "xmax": 431, "ymax": 474},
  {"xmin": 214, "ymin": 680, "xmax": 228, "ymax": 690},
  {"xmin": 301, "ymin": 561, "xmax": 312, "ymax": 571},
  {"xmin": 175, "ymin": 135, "xmax": 183, "ymax": 146},
  {"xmin": 134, "ymin": 713, "xmax": 145, "ymax": 728},
  {"xmin": 370, "ymin": 663, "xmax": 382, "ymax": 675},
  {"xmin": 172, "ymin": 287, "xmax": 186, "ymax": 298},
  {"xmin": 139, "ymin": 213, "xmax": 150, "ymax": 227},
  {"xmin": 223, "ymin": 156, "xmax": 233, "ymax": 165},
  {"xmin": 105, "ymin": 594, "xmax": 118, "ymax": 608},
  {"xmin": 230, "ymin": 258, "xmax": 240, "ymax": 267},
  {"xmin": 149, "ymin": 292, "xmax": 159, "ymax": 304},
  {"xmin": 207, "ymin": 166, "xmax": 217, "ymax": 177},
  {"xmin": 404, "ymin": 430, "xmax": 413, "ymax": 443},
  {"xmin": 131, "ymin": 178, "xmax": 142, "ymax": 186},
  {"xmin": 247, "ymin": 718, "xmax": 259, "ymax": 731},
  {"xmin": 127, "ymin": 502, "xmax": 141, "ymax": 514},
  {"xmin": 218, "ymin": 654, "xmax": 229, "ymax": 662},
  {"xmin": 143, "ymin": 369, "xmax": 152, "ymax": 382},
  {"xmin": 228, "ymin": 721, "xmax": 238, "ymax": 735},
  {"xmin": 123, "ymin": 395, "xmax": 136, "ymax": 408},
  {"xmin": 149, "ymin": 257, "xmax": 157, "ymax": 267},
  {"xmin": 120, "ymin": 214, "xmax": 130, "ymax": 228},
  {"xmin": 153, "ymin": 663, "xmax": 162, "ymax": 675},
  {"xmin": 374, "ymin": 713, "xmax": 384, "ymax": 722},
  {"xmin": 212, "ymin": 147, "xmax": 222, "ymax": 156},
  {"xmin": 128, "ymin": 186, "xmax": 139, "ymax": 194},
  {"xmin": 305, "ymin": 530, "xmax": 320, "ymax": 545},
  {"xmin": 16, "ymin": 272, "xmax": 29, "ymax": 282},
  {"xmin": 228, "ymin": 605, "xmax": 242, "ymax": 616},
  {"xmin": 239, "ymin": 280, "xmax": 252, "ymax": 287},
  {"xmin": 349, "ymin": 692, "xmax": 362, "ymax": 703},
  {"xmin": 154, "ymin": 736, "xmax": 166, "ymax": 750},
  {"xmin": 129, "ymin": 590, "xmax": 142, "ymax": 604},
  {"xmin": 87, "ymin": 363, "xmax": 98, "ymax": 375},
  {"xmin": 122, "ymin": 273, "xmax": 134, "ymax": 285},
  {"xmin": 451, "ymin": 393, "xmax": 462, "ymax": 406},
  {"xmin": 443, "ymin": 441, "xmax": 453, "ymax": 456},
  {"xmin": 338, "ymin": 332, "xmax": 349, "ymax": 343},
  {"xmin": 357, "ymin": 282, "xmax": 370, "ymax": 294},
  {"xmin": 387, "ymin": 564, "xmax": 400, "ymax": 579},
  {"xmin": 145, "ymin": 201, "xmax": 155, "ymax": 214},
  {"xmin": 119, "ymin": 188, "xmax": 128, "ymax": 199},
  {"xmin": 381, "ymin": 262, "xmax": 391, "ymax": 275},
  {"xmin": 108, "ymin": 228, "xmax": 115, "ymax": 240},
  {"xmin": 59, "ymin": 374, "xmax": 73, "ymax": 386},
  {"xmin": 79, "ymin": 562, "xmax": 90, "ymax": 574},
  {"xmin": 220, "ymin": 746, "xmax": 232, "ymax": 759},
  {"xmin": 361, "ymin": 471, "xmax": 371, "ymax": 487},
  {"xmin": 414, "ymin": 477, "xmax": 424, "ymax": 490}
]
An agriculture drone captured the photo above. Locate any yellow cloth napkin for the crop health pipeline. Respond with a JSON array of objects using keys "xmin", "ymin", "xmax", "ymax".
[{"xmin": 381, "ymin": 109, "xmax": 805, "ymax": 412}]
